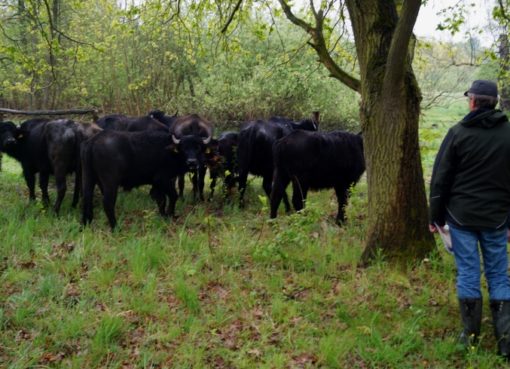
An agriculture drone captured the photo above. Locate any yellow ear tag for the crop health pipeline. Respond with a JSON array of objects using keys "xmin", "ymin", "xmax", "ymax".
[
  {"xmin": 205, "ymin": 148, "xmax": 210, "ymax": 154},
  {"xmin": 17, "ymin": 133, "xmax": 24, "ymax": 139}
]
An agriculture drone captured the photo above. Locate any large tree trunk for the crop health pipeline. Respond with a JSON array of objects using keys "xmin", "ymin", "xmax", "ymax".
[
  {"xmin": 499, "ymin": 33, "xmax": 510, "ymax": 112},
  {"xmin": 347, "ymin": 0, "xmax": 435, "ymax": 265}
]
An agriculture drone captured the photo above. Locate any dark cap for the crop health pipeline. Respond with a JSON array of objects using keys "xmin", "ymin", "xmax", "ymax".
[{"xmin": 464, "ymin": 80, "xmax": 498, "ymax": 97}]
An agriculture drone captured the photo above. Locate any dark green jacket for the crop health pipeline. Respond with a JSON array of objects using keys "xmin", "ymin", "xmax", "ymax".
[{"xmin": 429, "ymin": 108, "xmax": 510, "ymax": 229}]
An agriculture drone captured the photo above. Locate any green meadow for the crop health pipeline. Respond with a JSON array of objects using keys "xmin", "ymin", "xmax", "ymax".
[{"xmin": 0, "ymin": 101, "xmax": 507, "ymax": 368}]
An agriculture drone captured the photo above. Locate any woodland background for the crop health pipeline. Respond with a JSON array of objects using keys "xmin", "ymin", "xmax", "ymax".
[
  {"xmin": 0, "ymin": 1, "xmax": 494, "ymax": 128},
  {"xmin": 2, "ymin": 1, "xmax": 510, "ymax": 368}
]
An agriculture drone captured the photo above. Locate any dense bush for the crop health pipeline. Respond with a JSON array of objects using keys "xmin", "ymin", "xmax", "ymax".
[{"xmin": 0, "ymin": 0, "xmax": 359, "ymax": 131}]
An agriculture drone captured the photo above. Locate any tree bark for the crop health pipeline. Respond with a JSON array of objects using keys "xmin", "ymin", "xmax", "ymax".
[
  {"xmin": 499, "ymin": 33, "xmax": 510, "ymax": 111},
  {"xmin": 346, "ymin": 0, "xmax": 435, "ymax": 265}
]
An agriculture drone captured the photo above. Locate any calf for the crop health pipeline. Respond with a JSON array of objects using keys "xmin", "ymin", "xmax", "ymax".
[
  {"xmin": 270, "ymin": 130, "xmax": 364, "ymax": 223},
  {"xmin": 237, "ymin": 116, "xmax": 318, "ymax": 209},
  {"xmin": 81, "ymin": 130, "xmax": 188, "ymax": 229},
  {"xmin": 208, "ymin": 131, "xmax": 239, "ymax": 199}
]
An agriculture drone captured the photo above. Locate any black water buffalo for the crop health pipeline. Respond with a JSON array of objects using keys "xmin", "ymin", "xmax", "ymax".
[
  {"xmin": 97, "ymin": 114, "xmax": 167, "ymax": 132},
  {"xmin": 45, "ymin": 120, "xmax": 102, "ymax": 213},
  {"xmin": 270, "ymin": 130, "xmax": 365, "ymax": 223},
  {"xmin": 207, "ymin": 131, "xmax": 239, "ymax": 199},
  {"xmin": 0, "ymin": 119, "xmax": 52, "ymax": 204},
  {"xmin": 170, "ymin": 114, "xmax": 213, "ymax": 200},
  {"xmin": 237, "ymin": 115, "xmax": 319, "ymax": 208},
  {"xmin": 0, "ymin": 118, "xmax": 49, "ymax": 172},
  {"xmin": 0, "ymin": 118, "xmax": 101, "ymax": 213},
  {"xmin": 81, "ymin": 130, "xmax": 189, "ymax": 229},
  {"xmin": 148, "ymin": 110, "xmax": 178, "ymax": 130}
]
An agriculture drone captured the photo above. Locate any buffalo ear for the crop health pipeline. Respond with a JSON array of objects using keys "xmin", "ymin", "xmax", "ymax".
[
  {"xmin": 165, "ymin": 144, "xmax": 179, "ymax": 153},
  {"xmin": 15, "ymin": 128, "xmax": 28, "ymax": 140},
  {"xmin": 206, "ymin": 139, "xmax": 219, "ymax": 154}
]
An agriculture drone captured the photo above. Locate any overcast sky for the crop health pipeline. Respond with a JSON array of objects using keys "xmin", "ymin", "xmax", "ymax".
[{"xmin": 414, "ymin": 0, "xmax": 495, "ymax": 46}]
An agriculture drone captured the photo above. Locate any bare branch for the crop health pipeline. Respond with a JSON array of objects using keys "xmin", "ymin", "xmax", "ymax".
[
  {"xmin": 279, "ymin": 0, "xmax": 314, "ymax": 33},
  {"xmin": 221, "ymin": 0, "xmax": 243, "ymax": 34},
  {"xmin": 278, "ymin": 0, "xmax": 360, "ymax": 92},
  {"xmin": 52, "ymin": 27, "xmax": 100, "ymax": 50},
  {"xmin": 422, "ymin": 90, "xmax": 449, "ymax": 111},
  {"xmin": 310, "ymin": 0, "xmax": 318, "ymax": 19},
  {"xmin": 29, "ymin": 2, "xmax": 57, "ymax": 83},
  {"xmin": 265, "ymin": 2, "xmax": 287, "ymax": 52}
]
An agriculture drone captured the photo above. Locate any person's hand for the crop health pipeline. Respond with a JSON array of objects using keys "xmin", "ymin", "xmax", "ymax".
[{"xmin": 429, "ymin": 224, "xmax": 438, "ymax": 233}]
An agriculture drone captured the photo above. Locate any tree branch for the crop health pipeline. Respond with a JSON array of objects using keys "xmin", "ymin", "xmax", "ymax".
[
  {"xmin": 221, "ymin": 0, "xmax": 243, "ymax": 34},
  {"xmin": 52, "ymin": 27, "xmax": 100, "ymax": 50},
  {"xmin": 278, "ymin": 0, "xmax": 360, "ymax": 92},
  {"xmin": 383, "ymin": 0, "xmax": 421, "ymax": 95},
  {"xmin": 497, "ymin": 0, "xmax": 510, "ymax": 25},
  {"xmin": 309, "ymin": 0, "xmax": 318, "ymax": 19},
  {"xmin": 279, "ymin": 0, "xmax": 314, "ymax": 33}
]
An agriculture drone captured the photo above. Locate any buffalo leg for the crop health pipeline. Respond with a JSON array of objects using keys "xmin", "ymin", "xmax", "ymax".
[
  {"xmin": 282, "ymin": 192, "xmax": 290, "ymax": 212},
  {"xmin": 292, "ymin": 179, "xmax": 308, "ymax": 212},
  {"xmin": 22, "ymin": 167, "xmax": 36, "ymax": 201},
  {"xmin": 81, "ymin": 164, "xmax": 95, "ymax": 226},
  {"xmin": 102, "ymin": 187, "xmax": 118, "ymax": 230},
  {"xmin": 39, "ymin": 172, "xmax": 50, "ymax": 205},
  {"xmin": 72, "ymin": 169, "xmax": 80, "ymax": 208},
  {"xmin": 81, "ymin": 183, "xmax": 95, "ymax": 226},
  {"xmin": 209, "ymin": 175, "xmax": 217, "ymax": 201},
  {"xmin": 334, "ymin": 184, "xmax": 349, "ymax": 224},
  {"xmin": 178, "ymin": 175, "xmax": 185, "ymax": 197},
  {"xmin": 197, "ymin": 166, "xmax": 206, "ymax": 201},
  {"xmin": 150, "ymin": 186, "xmax": 167, "ymax": 216},
  {"xmin": 270, "ymin": 169, "xmax": 291, "ymax": 218},
  {"xmin": 53, "ymin": 173, "xmax": 67, "ymax": 215},
  {"xmin": 264, "ymin": 175, "xmax": 289, "ymax": 212},
  {"xmin": 238, "ymin": 170, "xmax": 248, "ymax": 208},
  {"xmin": 166, "ymin": 181, "xmax": 179, "ymax": 217},
  {"xmin": 224, "ymin": 174, "xmax": 235, "ymax": 199},
  {"xmin": 191, "ymin": 172, "xmax": 198, "ymax": 200}
]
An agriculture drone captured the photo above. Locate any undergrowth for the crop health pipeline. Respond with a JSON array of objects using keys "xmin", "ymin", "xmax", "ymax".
[{"xmin": 0, "ymin": 102, "xmax": 508, "ymax": 368}]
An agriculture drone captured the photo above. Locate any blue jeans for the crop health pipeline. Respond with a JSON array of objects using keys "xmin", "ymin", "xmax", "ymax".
[{"xmin": 449, "ymin": 223, "xmax": 510, "ymax": 300}]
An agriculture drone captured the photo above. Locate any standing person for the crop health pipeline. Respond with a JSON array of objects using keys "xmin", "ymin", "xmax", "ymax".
[{"xmin": 429, "ymin": 80, "xmax": 510, "ymax": 356}]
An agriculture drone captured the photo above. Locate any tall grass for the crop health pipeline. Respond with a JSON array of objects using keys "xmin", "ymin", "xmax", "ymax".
[{"xmin": 0, "ymin": 102, "xmax": 508, "ymax": 367}]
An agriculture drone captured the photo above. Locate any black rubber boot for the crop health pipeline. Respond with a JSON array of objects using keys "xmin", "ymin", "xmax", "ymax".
[
  {"xmin": 490, "ymin": 300, "xmax": 510, "ymax": 357},
  {"xmin": 458, "ymin": 298, "xmax": 482, "ymax": 347}
]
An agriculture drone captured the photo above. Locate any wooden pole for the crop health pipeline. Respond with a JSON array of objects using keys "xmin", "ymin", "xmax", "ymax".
[{"xmin": 0, "ymin": 108, "xmax": 99, "ymax": 116}]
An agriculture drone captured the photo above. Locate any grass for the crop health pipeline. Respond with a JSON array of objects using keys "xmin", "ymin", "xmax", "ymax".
[{"xmin": 0, "ymin": 102, "xmax": 508, "ymax": 368}]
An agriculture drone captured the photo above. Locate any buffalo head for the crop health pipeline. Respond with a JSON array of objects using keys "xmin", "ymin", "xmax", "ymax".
[
  {"xmin": 171, "ymin": 114, "xmax": 213, "ymax": 143},
  {"xmin": 0, "ymin": 122, "xmax": 25, "ymax": 150}
]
